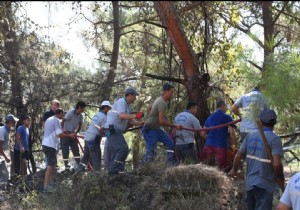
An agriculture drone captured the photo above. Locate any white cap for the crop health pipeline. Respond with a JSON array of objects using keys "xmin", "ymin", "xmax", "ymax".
[{"xmin": 101, "ymin": 100, "xmax": 112, "ymax": 108}]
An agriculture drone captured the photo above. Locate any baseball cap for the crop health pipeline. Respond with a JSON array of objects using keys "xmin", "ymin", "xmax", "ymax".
[
  {"xmin": 163, "ymin": 82, "xmax": 174, "ymax": 91},
  {"xmin": 259, "ymin": 109, "xmax": 277, "ymax": 124},
  {"xmin": 125, "ymin": 87, "xmax": 140, "ymax": 96},
  {"xmin": 5, "ymin": 114, "xmax": 19, "ymax": 122},
  {"xmin": 101, "ymin": 100, "xmax": 112, "ymax": 108}
]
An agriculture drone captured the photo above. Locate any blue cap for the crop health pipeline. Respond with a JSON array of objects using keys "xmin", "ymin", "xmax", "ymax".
[
  {"xmin": 5, "ymin": 114, "xmax": 19, "ymax": 122},
  {"xmin": 125, "ymin": 87, "xmax": 140, "ymax": 96},
  {"xmin": 163, "ymin": 82, "xmax": 174, "ymax": 91},
  {"xmin": 259, "ymin": 109, "xmax": 277, "ymax": 124}
]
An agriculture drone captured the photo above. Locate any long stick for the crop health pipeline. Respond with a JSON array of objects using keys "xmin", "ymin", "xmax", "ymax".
[
  {"xmin": 256, "ymin": 119, "xmax": 273, "ymax": 162},
  {"xmin": 256, "ymin": 119, "xmax": 284, "ymax": 191}
]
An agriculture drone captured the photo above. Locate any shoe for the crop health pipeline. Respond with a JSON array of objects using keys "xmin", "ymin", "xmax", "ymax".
[
  {"xmin": 64, "ymin": 164, "xmax": 71, "ymax": 171},
  {"xmin": 42, "ymin": 185, "xmax": 55, "ymax": 193},
  {"xmin": 75, "ymin": 163, "xmax": 86, "ymax": 173}
]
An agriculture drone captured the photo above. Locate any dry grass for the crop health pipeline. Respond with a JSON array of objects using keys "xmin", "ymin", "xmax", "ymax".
[{"xmin": 0, "ymin": 160, "xmax": 246, "ymax": 210}]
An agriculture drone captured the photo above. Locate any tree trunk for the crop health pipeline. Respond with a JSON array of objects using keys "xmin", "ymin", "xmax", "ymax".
[
  {"xmin": 100, "ymin": 1, "xmax": 120, "ymax": 101},
  {"xmin": 0, "ymin": 2, "xmax": 25, "ymax": 116},
  {"xmin": 153, "ymin": 1, "xmax": 210, "ymax": 124},
  {"xmin": 262, "ymin": 1, "xmax": 275, "ymax": 72}
]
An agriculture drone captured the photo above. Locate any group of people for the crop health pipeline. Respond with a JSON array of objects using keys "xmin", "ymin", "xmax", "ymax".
[
  {"xmin": 0, "ymin": 83, "xmax": 299, "ymax": 209},
  {"xmin": 0, "ymin": 114, "xmax": 33, "ymax": 187}
]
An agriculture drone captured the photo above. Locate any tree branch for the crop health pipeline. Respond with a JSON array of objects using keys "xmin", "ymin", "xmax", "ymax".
[
  {"xmin": 247, "ymin": 60, "xmax": 263, "ymax": 71},
  {"xmin": 218, "ymin": 13, "xmax": 264, "ymax": 48},
  {"xmin": 273, "ymin": 1, "xmax": 290, "ymax": 24},
  {"xmin": 145, "ymin": 73, "xmax": 185, "ymax": 85}
]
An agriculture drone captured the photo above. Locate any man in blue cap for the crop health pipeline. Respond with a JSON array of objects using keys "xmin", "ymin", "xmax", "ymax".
[
  {"xmin": 104, "ymin": 87, "xmax": 144, "ymax": 175},
  {"xmin": 230, "ymin": 109, "xmax": 285, "ymax": 210}
]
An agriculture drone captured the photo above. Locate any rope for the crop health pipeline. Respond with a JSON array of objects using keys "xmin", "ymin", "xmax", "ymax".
[
  {"xmin": 75, "ymin": 135, "xmax": 93, "ymax": 170},
  {"xmin": 181, "ymin": 118, "xmax": 241, "ymax": 132}
]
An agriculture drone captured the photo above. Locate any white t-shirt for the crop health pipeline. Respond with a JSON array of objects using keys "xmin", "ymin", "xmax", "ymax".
[
  {"xmin": 42, "ymin": 116, "xmax": 63, "ymax": 150},
  {"xmin": 84, "ymin": 111, "xmax": 107, "ymax": 141}
]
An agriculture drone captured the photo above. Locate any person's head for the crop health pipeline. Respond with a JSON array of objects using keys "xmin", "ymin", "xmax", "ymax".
[
  {"xmin": 50, "ymin": 99, "xmax": 60, "ymax": 112},
  {"xmin": 22, "ymin": 116, "xmax": 31, "ymax": 127},
  {"xmin": 216, "ymin": 100, "xmax": 228, "ymax": 112},
  {"xmin": 55, "ymin": 108, "xmax": 64, "ymax": 119},
  {"xmin": 100, "ymin": 100, "xmax": 112, "ymax": 114},
  {"xmin": 259, "ymin": 109, "xmax": 277, "ymax": 127},
  {"xmin": 186, "ymin": 101, "xmax": 198, "ymax": 115},
  {"xmin": 75, "ymin": 101, "xmax": 87, "ymax": 113},
  {"xmin": 125, "ymin": 87, "xmax": 139, "ymax": 104},
  {"xmin": 162, "ymin": 82, "xmax": 174, "ymax": 100},
  {"xmin": 5, "ymin": 114, "xmax": 19, "ymax": 128}
]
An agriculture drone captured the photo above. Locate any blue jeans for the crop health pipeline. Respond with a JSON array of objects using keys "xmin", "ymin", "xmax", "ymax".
[
  {"xmin": 247, "ymin": 186, "xmax": 273, "ymax": 210},
  {"xmin": 142, "ymin": 126, "xmax": 177, "ymax": 165}
]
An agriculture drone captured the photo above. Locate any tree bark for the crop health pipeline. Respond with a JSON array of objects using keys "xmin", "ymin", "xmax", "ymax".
[
  {"xmin": 153, "ymin": 1, "xmax": 210, "ymax": 124},
  {"xmin": 100, "ymin": 1, "xmax": 120, "ymax": 101},
  {"xmin": 0, "ymin": 2, "xmax": 25, "ymax": 116},
  {"xmin": 262, "ymin": 1, "xmax": 275, "ymax": 71}
]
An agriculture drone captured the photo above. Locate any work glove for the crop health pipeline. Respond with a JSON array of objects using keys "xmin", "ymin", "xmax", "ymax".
[{"xmin": 135, "ymin": 112, "xmax": 144, "ymax": 119}]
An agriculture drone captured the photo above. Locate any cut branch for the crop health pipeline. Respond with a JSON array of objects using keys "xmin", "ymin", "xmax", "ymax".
[{"xmin": 247, "ymin": 60, "xmax": 263, "ymax": 71}]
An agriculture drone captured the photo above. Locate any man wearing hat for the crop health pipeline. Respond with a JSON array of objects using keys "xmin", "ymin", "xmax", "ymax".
[
  {"xmin": 77, "ymin": 100, "xmax": 112, "ymax": 172},
  {"xmin": 0, "ymin": 114, "xmax": 18, "ymax": 187},
  {"xmin": 230, "ymin": 109, "xmax": 285, "ymax": 210},
  {"xmin": 104, "ymin": 87, "xmax": 144, "ymax": 175},
  {"xmin": 141, "ymin": 83, "xmax": 182, "ymax": 166}
]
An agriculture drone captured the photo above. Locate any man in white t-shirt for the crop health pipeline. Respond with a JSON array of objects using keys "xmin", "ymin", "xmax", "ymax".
[{"xmin": 42, "ymin": 108, "xmax": 76, "ymax": 192}]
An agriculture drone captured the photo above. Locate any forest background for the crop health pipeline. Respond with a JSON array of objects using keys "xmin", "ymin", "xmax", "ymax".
[{"xmin": 0, "ymin": 1, "xmax": 299, "ymax": 173}]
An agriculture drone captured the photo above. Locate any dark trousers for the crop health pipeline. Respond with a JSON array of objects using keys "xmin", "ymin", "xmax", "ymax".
[
  {"xmin": 247, "ymin": 186, "xmax": 273, "ymax": 210},
  {"xmin": 80, "ymin": 140, "xmax": 101, "ymax": 171},
  {"xmin": 175, "ymin": 143, "xmax": 198, "ymax": 164},
  {"xmin": 106, "ymin": 131, "xmax": 129, "ymax": 175},
  {"xmin": 61, "ymin": 137, "xmax": 80, "ymax": 166}
]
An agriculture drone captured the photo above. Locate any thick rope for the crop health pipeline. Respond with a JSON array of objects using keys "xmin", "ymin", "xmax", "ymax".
[{"xmin": 181, "ymin": 118, "xmax": 241, "ymax": 132}]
